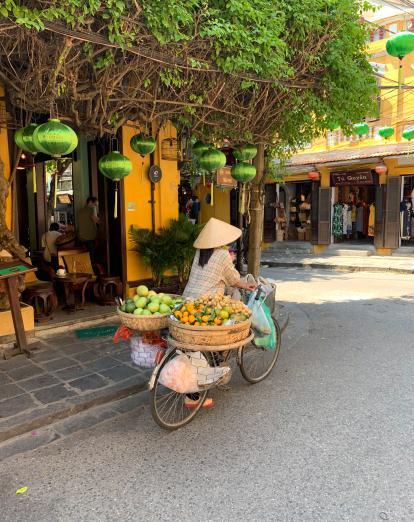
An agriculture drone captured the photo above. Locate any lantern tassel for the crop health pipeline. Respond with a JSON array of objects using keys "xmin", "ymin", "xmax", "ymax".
[
  {"xmin": 32, "ymin": 165, "xmax": 37, "ymax": 194},
  {"xmin": 210, "ymin": 178, "xmax": 214, "ymax": 206},
  {"xmin": 398, "ymin": 59, "xmax": 403, "ymax": 89},
  {"xmin": 114, "ymin": 183, "xmax": 118, "ymax": 219},
  {"xmin": 202, "ymin": 173, "xmax": 205, "ymax": 186}
]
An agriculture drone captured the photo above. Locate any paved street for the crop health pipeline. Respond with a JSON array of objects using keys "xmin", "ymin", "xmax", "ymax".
[{"xmin": 1, "ymin": 268, "xmax": 414, "ymax": 521}]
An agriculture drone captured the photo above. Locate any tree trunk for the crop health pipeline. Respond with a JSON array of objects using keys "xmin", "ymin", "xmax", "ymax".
[{"xmin": 247, "ymin": 144, "xmax": 265, "ymax": 278}]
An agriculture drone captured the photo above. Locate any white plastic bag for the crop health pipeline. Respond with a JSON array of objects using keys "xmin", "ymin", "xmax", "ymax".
[
  {"xmin": 130, "ymin": 337, "xmax": 159, "ymax": 368},
  {"xmin": 247, "ymin": 289, "xmax": 272, "ymax": 334},
  {"xmin": 159, "ymin": 351, "xmax": 232, "ymax": 393}
]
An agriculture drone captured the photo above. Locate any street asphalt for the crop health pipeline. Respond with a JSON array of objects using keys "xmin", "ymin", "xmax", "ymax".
[{"xmin": 1, "ymin": 268, "xmax": 413, "ymax": 521}]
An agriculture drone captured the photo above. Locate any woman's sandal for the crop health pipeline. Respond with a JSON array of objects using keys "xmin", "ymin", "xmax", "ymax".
[{"xmin": 185, "ymin": 397, "xmax": 215, "ymax": 409}]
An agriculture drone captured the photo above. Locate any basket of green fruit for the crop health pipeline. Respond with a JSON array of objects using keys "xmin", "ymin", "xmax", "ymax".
[{"xmin": 118, "ymin": 285, "xmax": 183, "ymax": 331}]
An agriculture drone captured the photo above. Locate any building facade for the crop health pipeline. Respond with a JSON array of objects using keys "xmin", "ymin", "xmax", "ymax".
[{"xmin": 277, "ymin": 5, "xmax": 414, "ymax": 254}]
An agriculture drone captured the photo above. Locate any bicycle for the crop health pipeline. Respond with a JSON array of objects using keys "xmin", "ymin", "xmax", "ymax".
[{"xmin": 149, "ymin": 310, "xmax": 281, "ymax": 430}]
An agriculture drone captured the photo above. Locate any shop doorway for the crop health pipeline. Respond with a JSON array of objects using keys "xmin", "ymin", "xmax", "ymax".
[
  {"xmin": 332, "ymin": 184, "xmax": 376, "ymax": 244},
  {"xmin": 278, "ymin": 181, "xmax": 312, "ymax": 241},
  {"xmin": 400, "ymin": 175, "xmax": 414, "ymax": 246},
  {"xmin": 263, "ymin": 184, "xmax": 277, "ymax": 242}
]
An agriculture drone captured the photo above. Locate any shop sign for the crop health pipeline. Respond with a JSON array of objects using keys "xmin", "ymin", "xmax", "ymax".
[
  {"xmin": 148, "ymin": 165, "xmax": 162, "ymax": 183},
  {"xmin": 216, "ymin": 167, "xmax": 237, "ymax": 188},
  {"xmin": 331, "ymin": 171, "xmax": 375, "ymax": 186}
]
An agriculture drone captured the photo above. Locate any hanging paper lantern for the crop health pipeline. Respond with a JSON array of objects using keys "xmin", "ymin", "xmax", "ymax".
[
  {"xmin": 14, "ymin": 124, "xmax": 39, "ymax": 155},
  {"xmin": 327, "ymin": 120, "xmax": 340, "ymax": 131},
  {"xmin": 231, "ymin": 162, "xmax": 256, "ymax": 183},
  {"xmin": 99, "ymin": 151, "xmax": 132, "ymax": 218},
  {"xmin": 198, "ymin": 148, "xmax": 226, "ymax": 172},
  {"xmin": 353, "ymin": 122, "xmax": 369, "ymax": 136},
  {"xmin": 402, "ymin": 128, "xmax": 414, "ymax": 141},
  {"xmin": 192, "ymin": 141, "xmax": 210, "ymax": 158},
  {"xmin": 32, "ymin": 119, "xmax": 78, "ymax": 158},
  {"xmin": 386, "ymin": 31, "xmax": 414, "ymax": 59},
  {"xmin": 130, "ymin": 134, "xmax": 156, "ymax": 156},
  {"xmin": 233, "ymin": 144, "xmax": 257, "ymax": 161},
  {"xmin": 378, "ymin": 126, "xmax": 395, "ymax": 140},
  {"xmin": 375, "ymin": 164, "xmax": 387, "ymax": 175},
  {"xmin": 308, "ymin": 171, "xmax": 320, "ymax": 181}
]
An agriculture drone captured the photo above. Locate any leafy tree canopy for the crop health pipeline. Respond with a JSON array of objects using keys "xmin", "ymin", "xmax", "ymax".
[{"xmin": 0, "ymin": 0, "xmax": 377, "ymax": 152}]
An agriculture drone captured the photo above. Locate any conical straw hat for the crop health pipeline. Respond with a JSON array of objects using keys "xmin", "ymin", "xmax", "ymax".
[{"xmin": 193, "ymin": 218, "xmax": 241, "ymax": 249}]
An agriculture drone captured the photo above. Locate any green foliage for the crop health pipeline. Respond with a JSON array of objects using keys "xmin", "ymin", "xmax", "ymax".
[
  {"xmin": 161, "ymin": 214, "xmax": 202, "ymax": 286},
  {"xmin": 129, "ymin": 215, "xmax": 201, "ymax": 288},
  {"xmin": 129, "ymin": 226, "xmax": 173, "ymax": 288}
]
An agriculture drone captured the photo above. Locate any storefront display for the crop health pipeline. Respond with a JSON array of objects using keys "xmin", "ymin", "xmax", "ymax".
[
  {"xmin": 400, "ymin": 176, "xmax": 414, "ymax": 245},
  {"xmin": 278, "ymin": 181, "xmax": 312, "ymax": 241},
  {"xmin": 331, "ymin": 173, "xmax": 376, "ymax": 243}
]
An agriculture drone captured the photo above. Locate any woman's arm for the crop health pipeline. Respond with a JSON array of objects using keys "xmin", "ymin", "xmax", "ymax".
[{"xmin": 235, "ymin": 279, "xmax": 257, "ymax": 291}]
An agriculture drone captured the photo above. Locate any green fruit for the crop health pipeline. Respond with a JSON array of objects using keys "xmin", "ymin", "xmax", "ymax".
[
  {"xmin": 147, "ymin": 301, "xmax": 160, "ymax": 313},
  {"xmin": 142, "ymin": 309, "xmax": 152, "ymax": 316},
  {"xmin": 159, "ymin": 303, "xmax": 171, "ymax": 314},
  {"xmin": 125, "ymin": 302, "xmax": 136, "ymax": 314},
  {"xmin": 120, "ymin": 303, "xmax": 126, "ymax": 312},
  {"xmin": 223, "ymin": 306, "xmax": 233, "ymax": 315},
  {"xmin": 135, "ymin": 297, "xmax": 148, "ymax": 309},
  {"xmin": 147, "ymin": 290, "xmax": 157, "ymax": 297},
  {"xmin": 161, "ymin": 295, "xmax": 173, "ymax": 306},
  {"xmin": 219, "ymin": 310, "xmax": 229, "ymax": 319},
  {"xmin": 133, "ymin": 308, "xmax": 143, "ymax": 315},
  {"xmin": 137, "ymin": 285, "xmax": 149, "ymax": 297}
]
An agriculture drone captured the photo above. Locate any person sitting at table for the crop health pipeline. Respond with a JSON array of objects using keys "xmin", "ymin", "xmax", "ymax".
[{"xmin": 42, "ymin": 223, "xmax": 61, "ymax": 271}]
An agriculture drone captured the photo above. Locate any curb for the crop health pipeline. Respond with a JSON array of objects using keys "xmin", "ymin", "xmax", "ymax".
[{"xmin": 261, "ymin": 260, "xmax": 414, "ymax": 275}]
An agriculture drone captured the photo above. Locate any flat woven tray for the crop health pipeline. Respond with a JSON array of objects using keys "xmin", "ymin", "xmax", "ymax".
[{"xmin": 167, "ymin": 332, "xmax": 254, "ymax": 352}]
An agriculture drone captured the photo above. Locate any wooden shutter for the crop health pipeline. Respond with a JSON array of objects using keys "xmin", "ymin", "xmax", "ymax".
[
  {"xmin": 263, "ymin": 184, "xmax": 276, "ymax": 242},
  {"xmin": 318, "ymin": 187, "xmax": 332, "ymax": 245},
  {"xmin": 374, "ymin": 184, "xmax": 385, "ymax": 249},
  {"xmin": 311, "ymin": 181, "xmax": 320, "ymax": 244},
  {"xmin": 384, "ymin": 177, "xmax": 401, "ymax": 249}
]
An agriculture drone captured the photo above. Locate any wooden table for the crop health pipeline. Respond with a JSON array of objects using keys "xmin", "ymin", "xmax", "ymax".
[
  {"xmin": 54, "ymin": 272, "xmax": 92, "ymax": 313},
  {"xmin": 0, "ymin": 259, "xmax": 37, "ymax": 357}
]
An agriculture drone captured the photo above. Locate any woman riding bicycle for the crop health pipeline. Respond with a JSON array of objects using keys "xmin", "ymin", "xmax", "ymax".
[{"xmin": 183, "ymin": 217, "xmax": 256, "ymax": 409}]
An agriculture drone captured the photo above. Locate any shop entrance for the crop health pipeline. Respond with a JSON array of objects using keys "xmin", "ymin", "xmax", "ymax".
[
  {"xmin": 331, "ymin": 171, "xmax": 377, "ymax": 245},
  {"xmin": 400, "ymin": 175, "xmax": 414, "ymax": 246},
  {"xmin": 277, "ymin": 181, "xmax": 312, "ymax": 241}
]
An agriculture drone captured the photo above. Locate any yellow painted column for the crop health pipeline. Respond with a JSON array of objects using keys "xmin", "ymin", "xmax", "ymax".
[
  {"xmin": 0, "ymin": 84, "xmax": 12, "ymax": 230},
  {"xmin": 312, "ymin": 166, "xmax": 330, "ymax": 254}
]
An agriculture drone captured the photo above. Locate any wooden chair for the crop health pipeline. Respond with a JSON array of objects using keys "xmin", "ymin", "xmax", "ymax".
[{"xmin": 22, "ymin": 258, "xmax": 57, "ymax": 322}]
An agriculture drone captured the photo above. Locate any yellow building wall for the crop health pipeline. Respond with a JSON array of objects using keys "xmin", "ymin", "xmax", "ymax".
[
  {"xmin": 293, "ymin": 17, "xmax": 414, "ymax": 159},
  {"xmin": 121, "ymin": 122, "xmax": 179, "ymax": 287},
  {"xmin": 0, "ymin": 84, "xmax": 12, "ymax": 230},
  {"xmin": 196, "ymin": 184, "xmax": 231, "ymax": 224}
]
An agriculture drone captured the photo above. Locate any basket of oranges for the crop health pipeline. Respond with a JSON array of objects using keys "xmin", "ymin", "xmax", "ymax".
[{"xmin": 168, "ymin": 294, "xmax": 252, "ymax": 348}]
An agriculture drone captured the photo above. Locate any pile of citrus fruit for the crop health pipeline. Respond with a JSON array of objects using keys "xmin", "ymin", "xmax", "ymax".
[{"xmin": 172, "ymin": 294, "xmax": 251, "ymax": 326}]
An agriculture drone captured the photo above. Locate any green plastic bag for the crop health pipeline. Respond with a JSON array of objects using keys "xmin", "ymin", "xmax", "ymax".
[{"xmin": 253, "ymin": 302, "xmax": 276, "ymax": 351}]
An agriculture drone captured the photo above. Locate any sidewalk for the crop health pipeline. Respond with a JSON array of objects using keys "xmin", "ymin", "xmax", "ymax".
[
  {"xmin": 261, "ymin": 252, "xmax": 414, "ymax": 274},
  {"xmin": 0, "ymin": 331, "xmax": 149, "ymax": 443}
]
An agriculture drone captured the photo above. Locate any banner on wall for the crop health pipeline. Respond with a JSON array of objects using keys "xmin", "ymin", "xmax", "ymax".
[{"xmin": 216, "ymin": 167, "xmax": 237, "ymax": 188}]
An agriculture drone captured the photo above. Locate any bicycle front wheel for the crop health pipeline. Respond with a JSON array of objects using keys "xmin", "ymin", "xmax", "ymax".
[
  {"xmin": 239, "ymin": 318, "xmax": 281, "ymax": 383},
  {"xmin": 150, "ymin": 349, "xmax": 208, "ymax": 430}
]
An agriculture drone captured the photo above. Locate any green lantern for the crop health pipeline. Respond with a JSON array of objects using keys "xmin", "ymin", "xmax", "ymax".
[
  {"xmin": 233, "ymin": 144, "xmax": 257, "ymax": 161},
  {"xmin": 402, "ymin": 128, "xmax": 414, "ymax": 141},
  {"xmin": 198, "ymin": 148, "xmax": 226, "ymax": 172},
  {"xmin": 378, "ymin": 126, "xmax": 395, "ymax": 140},
  {"xmin": 32, "ymin": 119, "xmax": 78, "ymax": 158},
  {"xmin": 231, "ymin": 162, "xmax": 256, "ymax": 183},
  {"xmin": 192, "ymin": 140, "xmax": 210, "ymax": 158},
  {"xmin": 386, "ymin": 32, "xmax": 414, "ymax": 59},
  {"xmin": 130, "ymin": 134, "xmax": 156, "ymax": 156},
  {"xmin": 99, "ymin": 151, "xmax": 132, "ymax": 218},
  {"xmin": 14, "ymin": 124, "xmax": 39, "ymax": 155},
  {"xmin": 353, "ymin": 122, "xmax": 369, "ymax": 136}
]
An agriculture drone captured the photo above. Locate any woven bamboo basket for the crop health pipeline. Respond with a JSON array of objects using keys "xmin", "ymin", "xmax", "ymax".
[
  {"xmin": 168, "ymin": 318, "xmax": 251, "ymax": 347},
  {"xmin": 117, "ymin": 308, "xmax": 169, "ymax": 332},
  {"xmin": 167, "ymin": 332, "xmax": 254, "ymax": 352}
]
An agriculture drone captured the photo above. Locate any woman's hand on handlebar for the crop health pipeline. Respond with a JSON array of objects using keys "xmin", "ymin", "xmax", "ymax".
[{"xmin": 238, "ymin": 280, "xmax": 257, "ymax": 292}]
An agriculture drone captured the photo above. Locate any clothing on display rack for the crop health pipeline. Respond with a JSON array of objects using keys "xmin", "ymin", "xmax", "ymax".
[
  {"xmin": 332, "ymin": 203, "xmax": 343, "ymax": 237},
  {"xmin": 400, "ymin": 200, "xmax": 412, "ymax": 239}
]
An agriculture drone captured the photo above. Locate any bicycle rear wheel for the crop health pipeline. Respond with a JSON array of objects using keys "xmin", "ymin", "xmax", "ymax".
[
  {"xmin": 150, "ymin": 349, "xmax": 208, "ymax": 430},
  {"xmin": 239, "ymin": 318, "xmax": 281, "ymax": 383}
]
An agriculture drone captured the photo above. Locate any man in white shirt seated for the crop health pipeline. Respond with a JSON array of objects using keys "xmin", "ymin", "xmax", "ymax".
[{"xmin": 42, "ymin": 223, "xmax": 61, "ymax": 271}]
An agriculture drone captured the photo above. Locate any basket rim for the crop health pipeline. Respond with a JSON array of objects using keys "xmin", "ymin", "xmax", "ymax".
[
  {"xmin": 167, "ymin": 332, "xmax": 254, "ymax": 352},
  {"xmin": 168, "ymin": 317, "xmax": 251, "ymax": 331}
]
